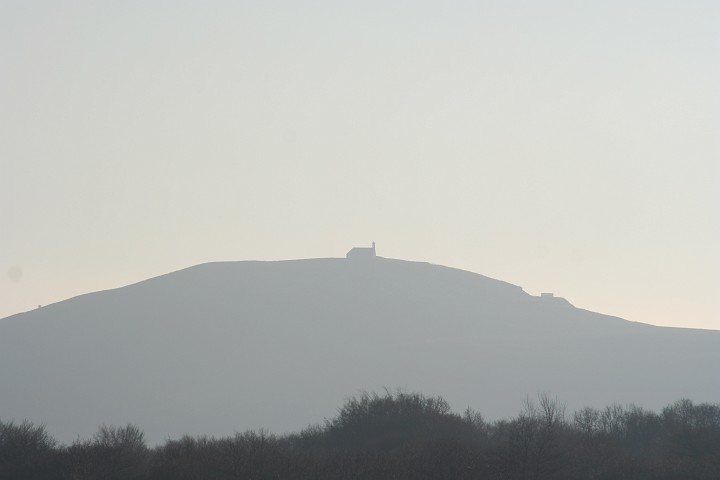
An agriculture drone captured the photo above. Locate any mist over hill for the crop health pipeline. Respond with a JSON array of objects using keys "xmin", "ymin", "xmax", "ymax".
[{"xmin": 1, "ymin": 257, "xmax": 718, "ymax": 443}]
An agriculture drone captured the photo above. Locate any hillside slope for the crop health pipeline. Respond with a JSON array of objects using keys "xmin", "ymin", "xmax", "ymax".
[{"xmin": 1, "ymin": 257, "xmax": 718, "ymax": 443}]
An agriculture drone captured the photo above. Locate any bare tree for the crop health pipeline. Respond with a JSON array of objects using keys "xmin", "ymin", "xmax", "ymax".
[
  {"xmin": 0, "ymin": 419, "xmax": 55, "ymax": 479},
  {"xmin": 499, "ymin": 393, "xmax": 566, "ymax": 480},
  {"xmin": 91, "ymin": 424, "xmax": 148, "ymax": 480}
]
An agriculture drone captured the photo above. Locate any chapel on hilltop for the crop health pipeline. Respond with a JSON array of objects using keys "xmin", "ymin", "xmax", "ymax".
[{"xmin": 346, "ymin": 242, "xmax": 376, "ymax": 259}]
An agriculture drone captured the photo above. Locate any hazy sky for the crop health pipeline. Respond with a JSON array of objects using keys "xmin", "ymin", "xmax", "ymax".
[{"xmin": 2, "ymin": 1, "xmax": 718, "ymax": 329}]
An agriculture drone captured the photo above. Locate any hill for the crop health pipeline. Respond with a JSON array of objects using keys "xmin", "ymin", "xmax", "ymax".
[{"xmin": 1, "ymin": 257, "xmax": 718, "ymax": 443}]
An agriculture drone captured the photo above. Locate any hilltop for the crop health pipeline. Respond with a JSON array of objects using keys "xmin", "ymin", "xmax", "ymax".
[{"xmin": 1, "ymin": 257, "xmax": 718, "ymax": 443}]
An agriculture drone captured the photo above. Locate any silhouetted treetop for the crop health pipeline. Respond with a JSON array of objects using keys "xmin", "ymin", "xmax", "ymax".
[{"xmin": 323, "ymin": 390, "xmax": 481, "ymax": 451}]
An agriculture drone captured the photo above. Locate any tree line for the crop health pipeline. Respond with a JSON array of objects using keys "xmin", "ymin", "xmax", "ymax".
[{"xmin": 2, "ymin": 390, "xmax": 719, "ymax": 479}]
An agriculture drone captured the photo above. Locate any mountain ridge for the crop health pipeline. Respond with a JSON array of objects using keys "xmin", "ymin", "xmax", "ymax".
[{"xmin": 1, "ymin": 257, "xmax": 717, "ymax": 443}]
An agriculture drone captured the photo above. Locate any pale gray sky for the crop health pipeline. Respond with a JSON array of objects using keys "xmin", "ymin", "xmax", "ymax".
[{"xmin": 2, "ymin": 1, "xmax": 718, "ymax": 329}]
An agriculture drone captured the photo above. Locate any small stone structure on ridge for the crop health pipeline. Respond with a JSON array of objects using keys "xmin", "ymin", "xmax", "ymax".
[{"xmin": 346, "ymin": 242, "xmax": 376, "ymax": 259}]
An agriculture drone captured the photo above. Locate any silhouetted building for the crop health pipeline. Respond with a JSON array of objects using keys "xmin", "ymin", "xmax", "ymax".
[{"xmin": 347, "ymin": 242, "xmax": 376, "ymax": 259}]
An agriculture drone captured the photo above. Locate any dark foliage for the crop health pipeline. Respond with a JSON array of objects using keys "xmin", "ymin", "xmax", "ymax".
[
  {"xmin": 2, "ymin": 393, "xmax": 720, "ymax": 479},
  {"xmin": 0, "ymin": 420, "xmax": 55, "ymax": 480}
]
